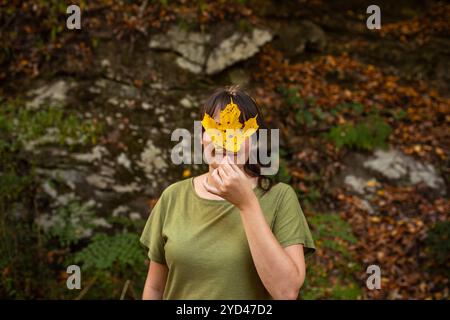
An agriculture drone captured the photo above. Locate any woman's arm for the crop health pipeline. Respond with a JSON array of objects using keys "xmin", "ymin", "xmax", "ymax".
[
  {"xmin": 239, "ymin": 199, "xmax": 306, "ymax": 300},
  {"xmin": 142, "ymin": 261, "xmax": 168, "ymax": 300},
  {"xmin": 204, "ymin": 164, "xmax": 306, "ymax": 300}
]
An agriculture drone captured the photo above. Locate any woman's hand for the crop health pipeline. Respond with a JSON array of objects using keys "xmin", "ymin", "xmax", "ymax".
[{"xmin": 203, "ymin": 161, "xmax": 258, "ymax": 211}]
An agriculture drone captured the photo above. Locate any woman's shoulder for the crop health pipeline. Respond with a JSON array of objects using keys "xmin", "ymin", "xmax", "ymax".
[
  {"xmin": 265, "ymin": 181, "xmax": 295, "ymax": 196},
  {"xmin": 159, "ymin": 177, "xmax": 192, "ymax": 199},
  {"xmin": 260, "ymin": 181, "xmax": 297, "ymax": 202}
]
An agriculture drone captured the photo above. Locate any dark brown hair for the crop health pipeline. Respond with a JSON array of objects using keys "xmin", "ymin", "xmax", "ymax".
[{"xmin": 200, "ymin": 86, "xmax": 274, "ymax": 191}]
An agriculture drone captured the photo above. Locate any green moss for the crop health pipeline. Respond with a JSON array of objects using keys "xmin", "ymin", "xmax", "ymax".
[{"xmin": 1, "ymin": 101, "xmax": 103, "ymax": 146}]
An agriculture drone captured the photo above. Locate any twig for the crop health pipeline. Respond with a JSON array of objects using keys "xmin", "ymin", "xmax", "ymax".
[
  {"xmin": 74, "ymin": 276, "xmax": 97, "ymax": 300},
  {"xmin": 138, "ymin": 0, "xmax": 149, "ymax": 19},
  {"xmin": 128, "ymin": 281, "xmax": 137, "ymax": 300},
  {"xmin": 120, "ymin": 280, "xmax": 131, "ymax": 300}
]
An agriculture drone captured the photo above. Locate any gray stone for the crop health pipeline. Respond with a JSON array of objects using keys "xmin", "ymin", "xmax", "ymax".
[
  {"xmin": 112, "ymin": 205, "xmax": 130, "ymax": 217},
  {"xmin": 129, "ymin": 212, "xmax": 142, "ymax": 221},
  {"xmin": 363, "ymin": 148, "xmax": 445, "ymax": 192},
  {"xmin": 137, "ymin": 140, "xmax": 168, "ymax": 180},
  {"xmin": 86, "ymin": 174, "xmax": 114, "ymax": 190},
  {"xmin": 117, "ymin": 153, "xmax": 132, "ymax": 171},
  {"xmin": 179, "ymin": 95, "xmax": 196, "ymax": 109},
  {"xmin": 49, "ymin": 169, "xmax": 85, "ymax": 190},
  {"xmin": 344, "ymin": 175, "xmax": 368, "ymax": 195},
  {"xmin": 150, "ymin": 26, "xmax": 210, "ymax": 73},
  {"xmin": 112, "ymin": 183, "xmax": 141, "ymax": 193},
  {"xmin": 26, "ymin": 80, "xmax": 71, "ymax": 109},
  {"xmin": 206, "ymin": 28, "xmax": 273, "ymax": 74},
  {"xmin": 149, "ymin": 26, "xmax": 272, "ymax": 75},
  {"xmin": 23, "ymin": 128, "xmax": 60, "ymax": 151},
  {"xmin": 42, "ymin": 181, "xmax": 58, "ymax": 199},
  {"xmin": 141, "ymin": 102, "xmax": 152, "ymax": 110},
  {"xmin": 73, "ymin": 145, "xmax": 109, "ymax": 162}
]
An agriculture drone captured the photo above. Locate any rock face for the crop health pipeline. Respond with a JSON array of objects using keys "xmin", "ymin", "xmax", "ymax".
[
  {"xmin": 149, "ymin": 26, "xmax": 273, "ymax": 75},
  {"xmin": 22, "ymin": 19, "xmax": 447, "ymax": 241},
  {"xmin": 336, "ymin": 148, "xmax": 446, "ymax": 214},
  {"xmin": 273, "ymin": 20, "xmax": 327, "ymax": 57},
  {"xmin": 340, "ymin": 148, "xmax": 446, "ymax": 196},
  {"xmin": 149, "ymin": 27, "xmax": 210, "ymax": 74},
  {"xmin": 20, "ymin": 66, "xmax": 203, "ymax": 228},
  {"xmin": 205, "ymin": 28, "xmax": 273, "ymax": 74},
  {"xmin": 26, "ymin": 80, "xmax": 72, "ymax": 109},
  {"xmin": 363, "ymin": 149, "xmax": 445, "ymax": 192}
]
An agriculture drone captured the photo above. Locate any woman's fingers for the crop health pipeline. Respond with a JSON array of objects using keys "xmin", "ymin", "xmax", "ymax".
[
  {"xmin": 220, "ymin": 162, "xmax": 234, "ymax": 177},
  {"xmin": 228, "ymin": 161, "xmax": 244, "ymax": 176},
  {"xmin": 226, "ymin": 155, "xmax": 243, "ymax": 174},
  {"xmin": 217, "ymin": 166, "xmax": 229, "ymax": 180},
  {"xmin": 211, "ymin": 169, "xmax": 223, "ymax": 185},
  {"xmin": 211, "ymin": 169, "xmax": 225, "ymax": 190}
]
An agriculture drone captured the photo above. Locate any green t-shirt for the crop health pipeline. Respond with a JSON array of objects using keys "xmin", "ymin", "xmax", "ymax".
[{"xmin": 140, "ymin": 177, "xmax": 315, "ymax": 300}]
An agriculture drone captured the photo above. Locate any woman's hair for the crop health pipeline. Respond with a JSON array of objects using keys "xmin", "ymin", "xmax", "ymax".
[{"xmin": 200, "ymin": 86, "xmax": 275, "ymax": 192}]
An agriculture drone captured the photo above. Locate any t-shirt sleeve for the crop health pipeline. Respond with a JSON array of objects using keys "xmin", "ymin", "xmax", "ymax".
[
  {"xmin": 140, "ymin": 194, "xmax": 167, "ymax": 265},
  {"xmin": 272, "ymin": 185, "xmax": 316, "ymax": 257}
]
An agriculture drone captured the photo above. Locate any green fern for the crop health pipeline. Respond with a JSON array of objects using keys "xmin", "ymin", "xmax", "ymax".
[
  {"xmin": 43, "ymin": 200, "xmax": 97, "ymax": 247},
  {"xmin": 74, "ymin": 233, "xmax": 146, "ymax": 273},
  {"xmin": 327, "ymin": 115, "xmax": 391, "ymax": 151}
]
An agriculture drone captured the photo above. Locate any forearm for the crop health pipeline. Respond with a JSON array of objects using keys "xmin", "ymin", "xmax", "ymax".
[
  {"xmin": 142, "ymin": 262, "xmax": 167, "ymax": 300},
  {"xmin": 142, "ymin": 284, "xmax": 164, "ymax": 300},
  {"xmin": 239, "ymin": 198, "xmax": 303, "ymax": 300}
]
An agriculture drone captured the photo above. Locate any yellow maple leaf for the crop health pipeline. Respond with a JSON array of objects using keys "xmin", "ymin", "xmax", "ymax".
[{"xmin": 201, "ymin": 98, "xmax": 259, "ymax": 152}]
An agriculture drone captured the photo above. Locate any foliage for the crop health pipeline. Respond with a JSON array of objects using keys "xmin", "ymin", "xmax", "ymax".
[
  {"xmin": 379, "ymin": 3, "xmax": 449, "ymax": 44},
  {"xmin": 0, "ymin": 213, "xmax": 62, "ymax": 299},
  {"xmin": 0, "ymin": 97, "xmax": 108, "ymax": 298},
  {"xmin": 300, "ymin": 213, "xmax": 362, "ymax": 300},
  {"xmin": 425, "ymin": 221, "xmax": 450, "ymax": 276},
  {"xmin": 0, "ymin": 172, "xmax": 34, "ymax": 208},
  {"xmin": 254, "ymin": 37, "xmax": 449, "ymax": 299},
  {"xmin": 278, "ymin": 86, "xmax": 392, "ymax": 151},
  {"xmin": 278, "ymin": 86, "xmax": 316, "ymax": 128},
  {"xmin": 44, "ymin": 200, "xmax": 97, "ymax": 247},
  {"xmin": 1, "ymin": 200, "xmax": 147, "ymax": 299},
  {"xmin": 1, "ymin": 0, "xmax": 449, "ymax": 301},
  {"xmin": 74, "ymin": 233, "xmax": 146, "ymax": 273},
  {"xmin": 0, "ymin": 99, "xmax": 102, "ymax": 211},
  {"xmin": 0, "ymin": 0, "xmax": 254, "ymax": 84},
  {"xmin": 274, "ymin": 158, "xmax": 292, "ymax": 184},
  {"xmin": 0, "ymin": 100, "xmax": 102, "ymax": 147},
  {"xmin": 71, "ymin": 231, "xmax": 147, "ymax": 299},
  {"xmin": 327, "ymin": 115, "xmax": 392, "ymax": 151}
]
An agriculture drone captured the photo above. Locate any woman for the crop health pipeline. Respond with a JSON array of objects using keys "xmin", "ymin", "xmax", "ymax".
[{"xmin": 140, "ymin": 86, "xmax": 315, "ymax": 300}]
